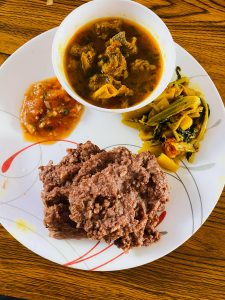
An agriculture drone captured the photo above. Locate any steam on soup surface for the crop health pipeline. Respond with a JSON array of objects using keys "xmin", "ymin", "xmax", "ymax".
[{"xmin": 64, "ymin": 18, "xmax": 163, "ymax": 109}]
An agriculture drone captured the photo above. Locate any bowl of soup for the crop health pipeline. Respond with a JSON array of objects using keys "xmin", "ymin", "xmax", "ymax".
[{"xmin": 52, "ymin": 0, "xmax": 176, "ymax": 113}]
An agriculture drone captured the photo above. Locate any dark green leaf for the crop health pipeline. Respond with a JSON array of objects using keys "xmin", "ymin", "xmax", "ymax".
[
  {"xmin": 63, "ymin": 109, "xmax": 70, "ymax": 116},
  {"xmin": 176, "ymin": 66, "xmax": 181, "ymax": 80}
]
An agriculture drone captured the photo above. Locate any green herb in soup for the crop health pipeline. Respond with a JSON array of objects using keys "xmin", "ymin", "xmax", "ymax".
[{"xmin": 64, "ymin": 17, "xmax": 163, "ymax": 109}]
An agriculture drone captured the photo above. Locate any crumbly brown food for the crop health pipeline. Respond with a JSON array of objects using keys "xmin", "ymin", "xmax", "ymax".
[
  {"xmin": 39, "ymin": 141, "xmax": 101, "ymax": 239},
  {"xmin": 39, "ymin": 141, "xmax": 169, "ymax": 251}
]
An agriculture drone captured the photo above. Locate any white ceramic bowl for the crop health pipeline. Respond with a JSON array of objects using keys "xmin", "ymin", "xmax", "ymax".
[{"xmin": 52, "ymin": 0, "xmax": 176, "ymax": 113}]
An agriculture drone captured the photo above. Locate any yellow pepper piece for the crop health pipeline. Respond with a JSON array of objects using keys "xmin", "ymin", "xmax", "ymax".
[
  {"xmin": 92, "ymin": 84, "xmax": 118, "ymax": 100},
  {"xmin": 180, "ymin": 115, "xmax": 193, "ymax": 130},
  {"xmin": 157, "ymin": 97, "xmax": 170, "ymax": 111},
  {"xmin": 157, "ymin": 153, "xmax": 179, "ymax": 172}
]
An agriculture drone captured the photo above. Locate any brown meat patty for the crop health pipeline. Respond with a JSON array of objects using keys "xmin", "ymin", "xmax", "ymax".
[{"xmin": 39, "ymin": 141, "xmax": 169, "ymax": 251}]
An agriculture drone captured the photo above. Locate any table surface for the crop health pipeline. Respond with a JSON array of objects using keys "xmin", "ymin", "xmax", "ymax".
[{"xmin": 0, "ymin": 1, "xmax": 224, "ymax": 299}]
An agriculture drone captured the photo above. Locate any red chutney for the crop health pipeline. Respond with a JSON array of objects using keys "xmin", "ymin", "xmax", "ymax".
[{"xmin": 20, "ymin": 78, "xmax": 84, "ymax": 143}]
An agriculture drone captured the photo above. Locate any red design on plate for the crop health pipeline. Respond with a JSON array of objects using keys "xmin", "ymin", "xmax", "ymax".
[
  {"xmin": 65, "ymin": 243, "xmax": 114, "ymax": 266},
  {"xmin": 1, "ymin": 139, "xmax": 78, "ymax": 173},
  {"xmin": 158, "ymin": 211, "xmax": 167, "ymax": 226},
  {"xmin": 1, "ymin": 141, "xmax": 43, "ymax": 173},
  {"xmin": 64, "ymin": 241, "xmax": 100, "ymax": 266},
  {"xmin": 91, "ymin": 252, "xmax": 125, "ymax": 271}
]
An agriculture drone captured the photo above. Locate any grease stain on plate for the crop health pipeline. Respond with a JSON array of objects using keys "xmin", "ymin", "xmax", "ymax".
[
  {"xmin": 0, "ymin": 178, "xmax": 8, "ymax": 198},
  {"xmin": 16, "ymin": 218, "xmax": 36, "ymax": 232}
]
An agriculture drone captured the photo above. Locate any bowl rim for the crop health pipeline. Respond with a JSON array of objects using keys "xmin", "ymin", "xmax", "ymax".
[{"xmin": 52, "ymin": 0, "xmax": 176, "ymax": 113}]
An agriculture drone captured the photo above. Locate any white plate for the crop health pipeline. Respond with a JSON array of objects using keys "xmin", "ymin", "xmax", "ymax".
[{"xmin": 0, "ymin": 28, "xmax": 224, "ymax": 271}]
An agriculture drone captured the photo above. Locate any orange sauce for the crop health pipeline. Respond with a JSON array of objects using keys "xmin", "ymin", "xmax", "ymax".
[{"xmin": 20, "ymin": 77, "xmax": 84, "ymax": 143}]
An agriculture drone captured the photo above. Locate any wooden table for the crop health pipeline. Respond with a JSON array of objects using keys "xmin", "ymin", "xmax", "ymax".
[{"xmin": 0, "ymin": 1, "xmax": 224, "ymax": 299}]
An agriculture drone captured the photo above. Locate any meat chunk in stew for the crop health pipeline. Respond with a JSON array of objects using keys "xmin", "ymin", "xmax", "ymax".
[
  {"xmin": 81, "ymin": 48, "xmax": 96, "ymax": 73},
  {"xmin": 130, "ymin": 59, "xmax": 156, "ymax": 73},
  {"xmin": 69, "ymin": 43, "xmax": 94, "ymax": 57},
  {"xmin": 69, "ymin": 43, "xmax": 96, "ymax": 73},
  {"xmin": 98, "ymin": 41, "xmax": 128, "ymax": 79},
  {"xmin": 111, "ymin": 31, "xmax": 138, "ymax": 57},
  {"xmin": 67, "ymin": 58, "xmax": 80, "ymax": 72},
  {"xmin": 89, "ymin": 74, "xmax": 121, "ymax": 91},
  {"xmin": 94, "ymin": 19, "xmax": 122, "ymax": 40}
]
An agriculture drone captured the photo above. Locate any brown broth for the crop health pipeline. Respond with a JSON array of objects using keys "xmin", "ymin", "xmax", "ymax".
[{"xmin": 64, "ymin": 17, "xmax": 163, "ymax": 109}]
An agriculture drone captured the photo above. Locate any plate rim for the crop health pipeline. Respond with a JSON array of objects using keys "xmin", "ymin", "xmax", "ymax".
[{"xmin": 0, "ymin": 27, "xmax": 225, "ymax": 271}]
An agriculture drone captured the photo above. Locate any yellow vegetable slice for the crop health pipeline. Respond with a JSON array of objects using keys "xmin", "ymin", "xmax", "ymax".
[
  {"xmin": 139, "ymin": 142, "xmax": 162, "ymax": 156},
  {"xmin": 157, "ymin": 153, "xmax": 179, "ymax": 172},
  {"xmin": 164, "ymin": 87, "xmax": 176, "ymax": 100},
  {"xmin": 147, "ymin": 96, "xmax": 201, "ymax": 127},
  {"xmin": 196, "ymin": 97, "xmax": 209, "ymax": 141},
  {"xmin": 92, "ymin": 84, "xmax": 118, "ymax": 99},
  {"xmin": 180, "ymin": 115, "xmax": 193, "ymax": 130},
  {"xmin": 157, "ymin": 97, "xmax": 170, "ymax": 111},
  {"xmin": 175, "ymin": 76, "xmax": 189, "ymax": 85}
]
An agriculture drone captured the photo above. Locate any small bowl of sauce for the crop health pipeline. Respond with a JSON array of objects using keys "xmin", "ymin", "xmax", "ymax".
[{"xmin": 52, "ymin": 0, "xmax": 176, "ymax": 113}]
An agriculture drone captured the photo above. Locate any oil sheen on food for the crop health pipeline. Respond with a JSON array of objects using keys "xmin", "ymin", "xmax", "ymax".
[{"xmin": 64, "ymin": 17, "xmax": 163, "ymax": 109}]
